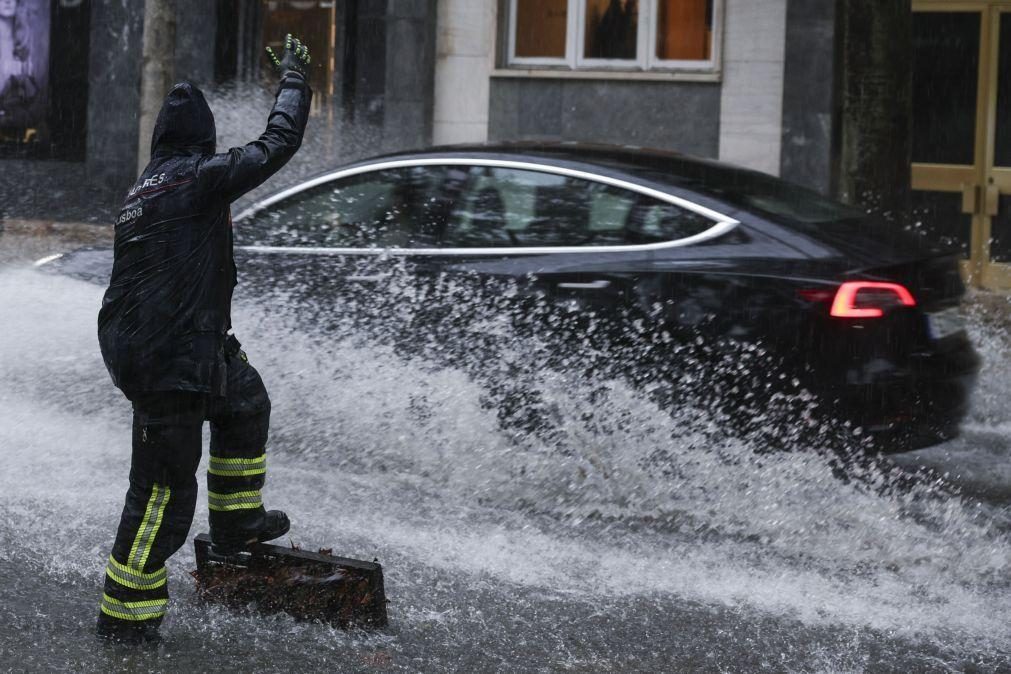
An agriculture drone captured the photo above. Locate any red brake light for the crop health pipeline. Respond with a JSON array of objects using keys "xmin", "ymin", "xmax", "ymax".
[{"xmin": 830, "ymin": 282, "xmax": 916, "ymax": 318}]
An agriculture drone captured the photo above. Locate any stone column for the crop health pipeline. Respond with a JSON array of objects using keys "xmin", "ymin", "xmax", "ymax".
[
  {"xmin": 718, "ymin": 0, "xmax": 788, "ymax": 176},
  {"xmin": 836, "ymin": 0, "xmax": 913, "ymax": 222},
  {"xmin": 137, "ymin": 0, "xmax": 177, "ymax": 173}
]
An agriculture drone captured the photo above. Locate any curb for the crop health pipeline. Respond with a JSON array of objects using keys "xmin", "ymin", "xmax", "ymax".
[{"xmin": 1, "ymin": 218, "xmax": 114, "ymax": 245}]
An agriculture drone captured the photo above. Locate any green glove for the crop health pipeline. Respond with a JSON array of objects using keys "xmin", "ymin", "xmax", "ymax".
[{"xmin": 266, "ymin": 33, "xmax": 311, "ymax": 78}]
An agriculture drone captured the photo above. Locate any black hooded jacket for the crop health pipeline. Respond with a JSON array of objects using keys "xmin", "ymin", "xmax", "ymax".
[{"xmin": 98, "ymin": 74, "xmax": 312, "ymax": 397}]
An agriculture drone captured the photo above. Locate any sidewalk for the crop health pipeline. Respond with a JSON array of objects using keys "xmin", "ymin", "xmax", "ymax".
[
  {"xmin": 966, "ymin": 288, "xmax": 1011, "ymax": 331},
  {"xmin": 0, "ymin": 218, "xmax": 113, "ymax": 266}
]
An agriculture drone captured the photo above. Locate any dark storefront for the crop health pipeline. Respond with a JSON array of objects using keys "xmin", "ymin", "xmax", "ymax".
[{"xmin": 0, "ymin": 0, "xmax": 436, "ymax": 223}]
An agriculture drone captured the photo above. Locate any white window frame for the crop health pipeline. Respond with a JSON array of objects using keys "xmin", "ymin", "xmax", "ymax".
[
  {"xmin": 507, "ymin": 0, "xmax": 722, "ymax": 73},
  {"xmin": 645, "ymin": 0, "xmax": 722, "ymax": 71},
  {"xmin": 507, "ymin": 0, "xmax": 577, "ymax": 67}
]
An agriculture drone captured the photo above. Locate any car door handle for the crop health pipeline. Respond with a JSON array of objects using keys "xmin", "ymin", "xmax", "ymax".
[
  {"xmin": 556, "ymin": 280, "xmax": 611, "ymax": 290},
  {"xmin": 347, "ymin": 273, "xmax": 390, "ymax": 283}
]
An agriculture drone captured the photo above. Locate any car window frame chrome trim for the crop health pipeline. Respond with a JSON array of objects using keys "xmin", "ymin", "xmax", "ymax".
[{"xmin": 234, "ymin": 157, "xmax": 740, "ymax": 256}]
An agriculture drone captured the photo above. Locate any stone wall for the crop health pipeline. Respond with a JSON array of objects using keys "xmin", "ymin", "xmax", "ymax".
[
  {"xmin": 85, "ymin": 0, "xmax": 146, "ymax": 192},
  {"xmin": 433, "ymin": 0, "xmax": 495, "ymax": 145},
  {"xmin": 780, "ymin": 0, "xmax": 838, "ymax": 194},
  {"xmin": 489, "ymin": 77, "xmax": 721, "ymax": 158},
  {"xmin": 382, "ymin": 0, "xmax": 438, "ymax": 152},
  {"xmin": 175, "ymin": 0, "xmax": 218, "ymax": 87},
  {"xmin": 717, "ymin": 0, "xmax": 788, "ymax": 175}
]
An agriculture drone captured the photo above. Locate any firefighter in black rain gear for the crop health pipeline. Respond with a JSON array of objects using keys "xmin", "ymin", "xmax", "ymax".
[{"xmin": 96, "ymin": 36, "xmax": 313, "ymax": 643}]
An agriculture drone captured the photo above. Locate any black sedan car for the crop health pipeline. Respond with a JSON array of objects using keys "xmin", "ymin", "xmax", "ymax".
[{"xmin": 44, "ymin": 143, "xmax": 981, "ymax": 451}]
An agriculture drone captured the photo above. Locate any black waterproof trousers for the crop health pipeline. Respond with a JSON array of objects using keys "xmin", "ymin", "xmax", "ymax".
[{"xmin": 98, "ymin": 344, "xmax": 271, "ymax": 633}]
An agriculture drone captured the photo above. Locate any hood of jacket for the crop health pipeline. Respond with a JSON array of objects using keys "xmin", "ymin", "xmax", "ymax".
[{"xmin": 150, "ymin": 82, "xmax": 217, "ymax": 157}]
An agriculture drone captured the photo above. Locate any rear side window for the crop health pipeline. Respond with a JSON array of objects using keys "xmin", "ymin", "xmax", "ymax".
[
  {"xmin": 654, "ymin": 163, "xmax": 866, "ymax": 225},
  {"xmin": 441, "ymin": 166, "xmax": 716, "ymax": 248},
  {"xmin": 235, "ymin": 167, "xmax": 448, "ymax": 248}
]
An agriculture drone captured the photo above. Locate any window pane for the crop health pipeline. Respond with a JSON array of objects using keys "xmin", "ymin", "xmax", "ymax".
[
  {"xmin": 625, "ymin": 199, "xmax": 715, "ymax": 243},
  {"xmin": 989, "ymin": 195, "xmax": 1011, "ymax": 262},
  {"xmin": 656, "ymin": 0, "xmax": 712, "ymax": 61},
  {"xmin": 514, "ymin": 0, "xmax": 568, "ymax": 59},
  {"xmin": 584, "ymin": 0, "xmax": 638, "ymax": 60},
  {"xmin": 993, "ymin": 13, "xmax": 1011, "ymax": 167},
  {"xmin": 652, "ymin": 162, "xmax": 866, "ymax": 224},
  {"xmin": 912, "ymin": 11, "xmax": 979, "ymax": 165},
  {"xmin": 441, "ymin": 166, "xmax": 714, "ymax": 248},
  {"xmin": 261, "ymin": 1, "xmax": 334, "ymax": 109},
  {"xmin": 236, "ymin": 168, "xmax": 447, "ymax": 249},
  {"xmin": 910, "ymin": 190, "xmax": 971, "ymax": 257}
]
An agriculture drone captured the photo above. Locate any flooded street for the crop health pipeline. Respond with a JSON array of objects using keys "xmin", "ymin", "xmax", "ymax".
[
  {"xmin": 3, "ymin": 0, "xmax": 1011, "ymax": 670},
  {"xmin": 0, "ymin": 250, "xmax": 1008, "ymax": 673}
]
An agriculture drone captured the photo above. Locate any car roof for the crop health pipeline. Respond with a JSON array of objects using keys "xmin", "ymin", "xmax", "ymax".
[
  {"xmin": 246, "ymin": 141, "xmax": 875, "ymax": 239},
  {"xmin": 235, "ymin": 141, "xmax": 948, "ymax": 266},
  {"xmin": 365, "ymin": 141, "xmax": 746, "ymax": 186}
]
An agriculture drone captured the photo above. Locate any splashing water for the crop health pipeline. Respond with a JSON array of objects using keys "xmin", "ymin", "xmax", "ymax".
[
  {"xmin": 0, "ymin": 262, "xmax": 1008, "ymax": 671},
  {"xmin": 204, "ymin": 81, "xmax": 385, "ymax": 213}
]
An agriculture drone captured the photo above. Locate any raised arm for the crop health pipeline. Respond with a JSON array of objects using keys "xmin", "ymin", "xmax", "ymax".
[{"xmin": 197, "ymin": 35, "xmax": 314, "ymax": 204}]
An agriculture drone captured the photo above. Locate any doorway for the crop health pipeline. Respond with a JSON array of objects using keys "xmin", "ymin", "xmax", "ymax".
[{"xmin": 912, "ymin": 0, "xmax": 1011, "ymax": 289}]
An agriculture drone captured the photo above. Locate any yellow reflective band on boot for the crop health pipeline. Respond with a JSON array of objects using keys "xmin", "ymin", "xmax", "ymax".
[
  {"xmin": 106, "ymin": 555, "xmax": 167, "ymax": 591},
  {"xmin": 207, "ymin": 489, "xmax": 263, "ymax": 512},
  {"xmin": 127, "ymin": 484, "xmax": 171, "ymax": 570},
  {"xmin": 208, "ymin": 453, "xmax": 266, "ymax": 477},
  {"xmin": 100, "ymin": 594, "xmax": 167, "ymax": 621}
]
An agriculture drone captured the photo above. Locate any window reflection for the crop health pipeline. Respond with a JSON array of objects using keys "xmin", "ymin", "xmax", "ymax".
[
  {"xmin": 508, "ymin": 0, "xmax": 721, "ymax": 70},
  {"xmin": 260, "ymin": 0, "xmax": 335, "ymax": 112},
  {"xmin": 911, "ymin": 12, "xmax": 979, "ymax": 165},
  {"xmin": 240, "ymin": 165, "xmax": 719, "ymax": 250},
  {"xmin": 656, "ymin": 0, "xmax": 712, "ymax": 61},
  {"xmin": 515, "ymin": 0, "xmax": 568, "ymax": 59},
  {"xmin": 443, "ymin": 166, "xmax": 714, "ymax": 248},
  {"xmin": 237, "ymin": 168, "xmax": 447, "ymax": 249},
  {"xmin": 584, "ymin": 0, "xmax": 638, "ymax": 60},
  {"xmin": 993, "ymin": 14, "xmax": 1011, "ymax": 167}
]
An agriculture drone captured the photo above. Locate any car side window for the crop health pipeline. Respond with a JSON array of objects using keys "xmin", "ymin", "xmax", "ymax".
[
  {"xmin": 440, "ymin": 166, "xmax": 717, "ymax": 248},
  {"xmin": 235, "ymin": 167, "xmax": 448, "ymax": 248}
]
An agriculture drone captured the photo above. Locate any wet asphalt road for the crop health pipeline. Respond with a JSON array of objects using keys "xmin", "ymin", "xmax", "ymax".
[{"xmin": 0, "ymin": 233, "xmax": 1008, "ymax": 673}]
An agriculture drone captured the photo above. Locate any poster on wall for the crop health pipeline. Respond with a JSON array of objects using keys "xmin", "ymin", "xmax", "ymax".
[{"xmin": 0, "ymin": 0, "xmax": 51, "ymax": 147}]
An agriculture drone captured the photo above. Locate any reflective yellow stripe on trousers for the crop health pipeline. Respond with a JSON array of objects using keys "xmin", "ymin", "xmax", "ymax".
[
  {"xmin": 100, "ymin": 593, "xmax": 167, "ymax": 621},
  {"xmin": 127, "ymin": 484, "xmax": 171, "ymax": 570},
  {"xmin": 208, "ymin": 453, "xmax": 266, "ymax": 477},
  {"xmin": 207, "ymin": 489, "xmax": 262, "ymax": 512},
  {"xmin": 105, "ymin": 555, "xmax": 167, "ymax": 591}
]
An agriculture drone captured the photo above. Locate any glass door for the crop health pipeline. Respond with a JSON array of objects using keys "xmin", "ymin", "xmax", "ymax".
[
  {"xmin": 259, "ymin": 0, "xmax": 337, "ymax": 115},
  {"xmin": 912, "ymin": 1, "xmax": 1011, "ymax": 289},
  {"xmin": 984, "ymin": 6, "xmax": 1011, "ymax": 286}
]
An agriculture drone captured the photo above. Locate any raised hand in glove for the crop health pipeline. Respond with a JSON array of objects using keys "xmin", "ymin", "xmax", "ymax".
[{"xmin": 266, "ymin": 34, "xmax": 311, "ymax": 79}]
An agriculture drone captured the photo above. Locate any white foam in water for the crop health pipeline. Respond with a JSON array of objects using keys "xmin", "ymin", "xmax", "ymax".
[
  {"xmin": 0, "ymin": 265, "xmax": 1008, "ymax": 663},
  {"xmin": 892, "ymin": 295, "xmax": 1011, "ymax": 502}
]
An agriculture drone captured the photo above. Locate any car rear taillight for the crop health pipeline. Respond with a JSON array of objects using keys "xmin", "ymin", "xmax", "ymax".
[{"xmin": 829, "ymin": 281, "xmax": 916, "ymax": 318}]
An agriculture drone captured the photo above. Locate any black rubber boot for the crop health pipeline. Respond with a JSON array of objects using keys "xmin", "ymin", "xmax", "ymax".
[
  {"xmin": 96, "ymin": 613, "xmax": 162, "ymax": 646},
  {"xmin": 210, "ymin": 509, "xmax": 290, "ymax": 555}
]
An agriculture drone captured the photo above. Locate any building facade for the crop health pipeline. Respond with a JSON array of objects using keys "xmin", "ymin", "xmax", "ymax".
[
  {"xmin": 0, "ymin": 0, "xmax": 439, "ymax": 222},
  {"xmin": 433, "ymin": 0, "xmax": 1011, "ymax": 289},
  {"xmin": 1, "ymin": 0, "xmax": 1009, "ymax": 288}
]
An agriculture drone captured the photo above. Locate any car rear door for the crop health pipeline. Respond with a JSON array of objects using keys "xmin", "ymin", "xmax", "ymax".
[
  {"xmin": 417, "ymin": 161, "xmax": 735, "ymax": 327},
  {"xmin": 387, "ymin": 159, "xmax": 739, "ymax": 437}
]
